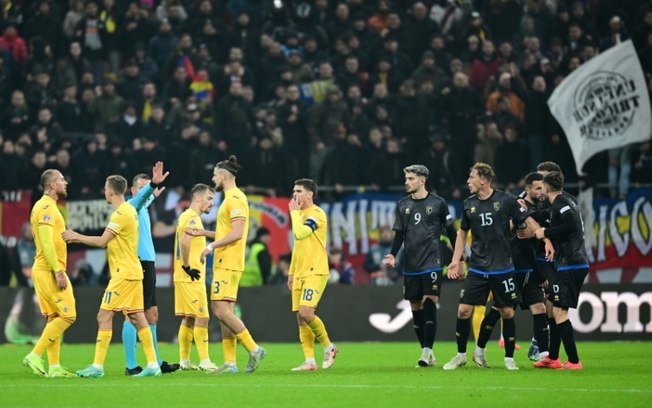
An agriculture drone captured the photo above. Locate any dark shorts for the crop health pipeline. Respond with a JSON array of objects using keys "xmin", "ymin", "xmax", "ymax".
[
  {"xmin": 141, "ymin": 260, "xmax": 157, "ymax": 309},
  {"xmin": 514, "ymin": 272, "xmax": 546, "ymax": 310},
  {"xmin": 548, "ymin": 267, "xmax": 588, "ymax": 309},
  {"xmin": 536, "ymin": 260, "xmax": 557, "ymax": 295},
  {"xmin": 403, "ymin": 270, "xmax": 443, "ymax": 301},
  {"xmin": 459, "ymin": 272, "xmax": 519, "ymax": 308}
]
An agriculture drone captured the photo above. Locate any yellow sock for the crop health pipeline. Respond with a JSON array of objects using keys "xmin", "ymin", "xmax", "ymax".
[
  {"xmin": 47, "ymin": 336, "xmax": 61, "ymax": 366},
  {"xmin": 307, "ymin": 316, "xmax": 331, "ymax": 347},
  {"xmin": 178, "ymin": 324, "xmax": 193, "ymax": 361},
  {"xmin": 222, "ymin": 337, "xmax": 237, "ymax": 364},
  {"xmin": 299, "ymin": 324, "xmax": 315, "ymax": 360},
  {"xmin": 93, "ymin": 330, "xmax": 112, "ymax": 366},
  {"xmin": 137, "ymin": 327, "xmax": 157, "ymax": 365},
  {"xmin": 33, "ymin": 318, "xmax": 71, "ymax": 356},
  {"xmin": 473, "ymin": 305, "xmax": 486, "ymax": 342},
  {"xmin": 193, "ymin": 326, "xmax": 210, "ymax": 361},
  {"xmin": 235, "ymin": 329, "xmax": 257, "ymax": 353}
]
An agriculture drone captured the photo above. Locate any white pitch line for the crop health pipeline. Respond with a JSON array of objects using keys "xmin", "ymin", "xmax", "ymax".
[{"xmin": 4, "ymin": 382, "xmax": 651, "ymax": 394}]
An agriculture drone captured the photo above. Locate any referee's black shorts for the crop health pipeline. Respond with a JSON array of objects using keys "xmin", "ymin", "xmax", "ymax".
[{"xmin": 141, "ymin": 260, "xmax": 157, "ymax": 309}]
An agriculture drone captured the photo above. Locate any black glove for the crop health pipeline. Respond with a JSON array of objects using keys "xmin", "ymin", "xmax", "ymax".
[{"xmin": 182, "ymin": 265, "xmax": 201, "ymax": 281}]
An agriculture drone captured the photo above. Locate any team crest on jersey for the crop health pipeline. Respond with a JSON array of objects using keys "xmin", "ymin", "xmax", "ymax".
[
  {"xmin": 405, "ymin": 208, "xmax": 410, "ymax": 214},
  {"xmin": 426, "ymin": 206, "xmax": 432, "ymax": 215},
  {"xmin": 494, "ymin": 202, "xmax": 500, "ymax": 211}
]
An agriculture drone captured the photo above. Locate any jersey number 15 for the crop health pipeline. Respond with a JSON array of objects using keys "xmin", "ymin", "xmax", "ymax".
[{"xmin": 479, "ymin": 212, "xmax": 493, "ymax": 226}]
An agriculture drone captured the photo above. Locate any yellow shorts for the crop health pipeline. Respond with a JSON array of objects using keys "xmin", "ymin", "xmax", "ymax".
[
  {"xmin": 100, "ymin": 279, "xmax": 144, "ymax": 313},
  {"xmin": 210, "ymin": 268, "xmax": 241, "ymax": 301},
  {"xmin": 32, "ymin": 269, "xmax": 76, "ymax": 321},
  {"xmin": 292, "ymin": 275, "xmax": 329, "ymax": 312},
  {"xmin": 175, "ymin": 281, "xmax": 209, "ymax": 318}
]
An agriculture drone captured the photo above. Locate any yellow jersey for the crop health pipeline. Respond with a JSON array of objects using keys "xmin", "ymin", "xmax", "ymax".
[
  {"xmin": 106, "ymin": 201, "xmax": 141, "ymax": 280},
  {"xmin": 214, "ymin": 187, "xmax": 249, "ymax": 271},
  {"xmin": 30, "ymin": 195, "xmax": 67, "ymax": 271},
  {"xmin": 289, "ymin": 204, "xmax": 329, "ymax": 277},
  {"xmin": 174, "ymin": 208, "xmax": 206, "ymax": 282}
]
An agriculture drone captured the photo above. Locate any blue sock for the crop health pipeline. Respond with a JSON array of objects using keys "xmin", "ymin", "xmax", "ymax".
[
  {"xmin": 150, "ymin": 324, "xmax": 162, "ymax": 365},
  {"xmin": 122, "ymin": 321, "xmax": 138, "ymax": 369}
]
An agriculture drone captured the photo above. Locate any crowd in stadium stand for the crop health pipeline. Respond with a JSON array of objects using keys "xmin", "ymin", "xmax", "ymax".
[{"xmin": 0, "ymin": 0, "xmax": 651, "ymax": 202}]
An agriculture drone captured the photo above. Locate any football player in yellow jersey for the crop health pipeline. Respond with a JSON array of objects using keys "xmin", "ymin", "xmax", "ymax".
[
  {"xmin": 63, "ymin": 162, "xmax": 169, "ymax": 378},
  {"xmin": 288, "ymin": 178, "xmax": 338, "ymax": 371},
  {"xmin": 174, "ymin": 183, "xmax": 220, "ymax": 372},
  {"xmin": 22, "ymin": 170, "xmax": 77, "ymax": 378},
  {"xmin": 190, "ymin": 155, "xmax": 266, "ymax": 373}
]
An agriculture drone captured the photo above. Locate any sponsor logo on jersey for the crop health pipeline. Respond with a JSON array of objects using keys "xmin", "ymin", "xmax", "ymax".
[
  {"xmin": 470, "ymin": 207, "xmax": 476, "ymax": 213},
  {"xmin": 405, "ymin": 208, "xmax": 410, "ymax": 214}
]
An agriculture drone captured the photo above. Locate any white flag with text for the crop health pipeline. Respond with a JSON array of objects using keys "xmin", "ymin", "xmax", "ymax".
[{"xmin": 548, "ymin": 40, "xmax": 651, "ymax": 175}]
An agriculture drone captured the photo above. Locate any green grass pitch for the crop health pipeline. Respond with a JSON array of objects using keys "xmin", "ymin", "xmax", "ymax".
[{"xmin": 2, "ymin": 342, "xmax": 651, "ymax": 408}]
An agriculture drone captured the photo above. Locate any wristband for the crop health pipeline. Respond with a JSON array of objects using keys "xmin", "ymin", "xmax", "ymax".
[
  {"xmin": 149, "ymin": 181, "xmax": 159, "ymax": 189},
  {"xmin": 206, "ymin": 243, "xmax": 214, "ymax": 252}
]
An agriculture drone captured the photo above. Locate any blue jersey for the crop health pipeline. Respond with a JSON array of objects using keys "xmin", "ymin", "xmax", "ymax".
[{"xmin": 127, "ymin": 184, "xmax": 156, "ymax": 262}]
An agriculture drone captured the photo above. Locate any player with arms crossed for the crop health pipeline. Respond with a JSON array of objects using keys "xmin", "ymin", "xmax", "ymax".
[
  {"xmin": 383, "ymin": 165, "xmax": 456, "ymax": 367},
  {"xmin": 122, "ymin": 173, "xmax": 178, "ymax": 375},
  {"xmin": 63, "ymin": 162, "xmax": 169, "ymax": 378},
  {"xmin": 533, "ymin": 171, "xmax": 588, "ymax": 370},
  {"xmin": 193, "ymin": 156, "xmax": 266, "ymax": 373},
  {"xmin": 22, "ymin": 170, "xmax": 77, "ymax": 378},
  {"xmin": 174, "ymin": 183, "xmax": 220, "ymax": 371},
  {"xmin": 287, "ymin": 178, "xmax": 338, "ymax": 371},
  {"xmin": 443, "ymin": 163, "xmax": 553, "ymax": 371}
]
